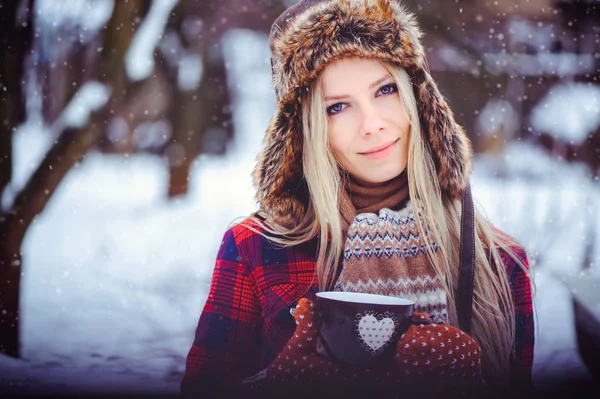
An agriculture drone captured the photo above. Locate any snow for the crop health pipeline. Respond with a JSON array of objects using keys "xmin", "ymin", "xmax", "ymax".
[
  {"xmin": 530, "ymin": 82, "xmax": 600, "ymax": 143},
  {"xmin": 1, "ymin": 28, "xmax": 597, "ymax": 398},
  {"xmin": 0, "ymin": 121, "xmax": 53, "ymax": 212},
  {"xmin": 476, "ymin": 98, "xmax": 520, "ymax": 139},
  {"xmin": 177, "ymin": 53, "xmax": 203, "ymax": 92},
  {"xmin": 126, "ymin": 0, "xmax": 180, "ymax": 82},
  {"xmin": 132, "ymin": 120, "xmax": 172, "ymax": 151},
  {"xmin": 472, "ymin": 141, "xmax": 600, "ymax": 275},
  {"xmin": 436, "ymin": 43, "xmax": 476, "ymax": 72},
  {"xmin": 35, "ymin": 0, "xmax": 115, "ymax": 51},
  {"xmin": 57, "ymin": 81, "xmax": 111, "ymax": 129},
  {"xmin": 507, "ymin": 17, "xmax": 555, "ymax": 51}
]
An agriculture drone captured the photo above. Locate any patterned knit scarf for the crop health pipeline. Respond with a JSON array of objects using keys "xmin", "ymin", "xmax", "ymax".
[{"xmin": 335, "ymin": 171, "xmax": 449, "ymax": 324}]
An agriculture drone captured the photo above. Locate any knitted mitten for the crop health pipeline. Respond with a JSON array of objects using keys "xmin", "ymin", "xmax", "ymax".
[
  {"xmin": 394, "ymin": 312, "xmax": 484, "ymax": 395},
  {"xmin": 240, "ymin": 299, "xmax": 483, "ymax": 395},
  {"xmin": 240, "ymin": 298, "xmax": 345, "ymax": 392}
]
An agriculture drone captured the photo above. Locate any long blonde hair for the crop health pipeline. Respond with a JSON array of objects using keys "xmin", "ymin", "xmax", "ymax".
[{"xmin": 246, "ymin": 61, "xmax": 534, "ymax": 380}]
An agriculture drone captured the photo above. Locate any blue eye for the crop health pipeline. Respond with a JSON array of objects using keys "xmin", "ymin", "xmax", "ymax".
[
  {"xmin": 327, "ymin": 103, "xmax": 346, "ymax": 115},
  {"xmin": 378, "ymin": 84, "xmax": 398, "ymax": 96}
]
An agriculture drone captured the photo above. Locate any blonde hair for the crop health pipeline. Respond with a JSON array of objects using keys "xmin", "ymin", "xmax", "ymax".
[{"xmin": 245, "ymin": 61, "xmax": 534, "ymax": 381}]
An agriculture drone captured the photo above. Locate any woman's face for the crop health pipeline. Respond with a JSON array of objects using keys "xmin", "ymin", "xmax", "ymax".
[{"xmin": 321, "ymin": 58, "xmax": 410, "ymax": 185}]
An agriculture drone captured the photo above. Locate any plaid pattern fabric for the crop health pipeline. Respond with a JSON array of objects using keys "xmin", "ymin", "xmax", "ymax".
[
  {"xmin": 181, "ymin": 218, "xmax": 534, "ymax": 393},
  {"xmin": 495, "ymin": 227, "xmax": 535, "ymax": 386}
]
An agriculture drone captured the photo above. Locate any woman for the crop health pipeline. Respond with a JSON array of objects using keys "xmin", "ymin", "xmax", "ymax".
[{"xmin": 181, "ymin": 0, "xmax": 535, "ymax": 396}]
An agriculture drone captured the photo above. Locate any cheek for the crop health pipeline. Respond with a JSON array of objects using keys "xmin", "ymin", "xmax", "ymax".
[
  {"xmin": 328, "ymin": 130, "xmax": 346, "ymax": 162},
  {"xmin": 328, "ymin": 119, "xmax": 354, "ymax": 160},
  {"xmin": 401, "ymin": 110, "xmax": 411, "ymax": 131},
  {"xmin": 388, "ymin": 99, "xmax": 411, "ymax": 128},
  {"xmin": 401, "ymin": 131, "xmax": 410, "ymax": 158}
]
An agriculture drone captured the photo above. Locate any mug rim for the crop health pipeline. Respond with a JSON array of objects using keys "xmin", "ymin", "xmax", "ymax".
[{"xmin": 316, "ymin": 291, "xmax": 414, "ymax": 305}]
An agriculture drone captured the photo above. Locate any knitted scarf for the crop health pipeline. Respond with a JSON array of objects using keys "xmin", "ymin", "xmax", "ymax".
[{"xmin": 334, "ymin": 170, "xmax": 449, "ymax": 324}]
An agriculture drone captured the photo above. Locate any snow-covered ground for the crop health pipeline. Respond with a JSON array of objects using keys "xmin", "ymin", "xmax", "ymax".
[{"xmin": 1, "ymin": 29, "xmax": 598, "ymax": 397}]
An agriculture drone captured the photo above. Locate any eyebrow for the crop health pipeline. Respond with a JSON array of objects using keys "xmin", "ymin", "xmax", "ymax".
[{"xmin": 324, "ymin": 74, "xmax": 392, "ymax": 102}]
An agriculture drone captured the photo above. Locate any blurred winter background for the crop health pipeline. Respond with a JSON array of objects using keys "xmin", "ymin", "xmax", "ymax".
[{"xmin": 0, "ymin": 0, "xmax": 598, "ymax": 397}]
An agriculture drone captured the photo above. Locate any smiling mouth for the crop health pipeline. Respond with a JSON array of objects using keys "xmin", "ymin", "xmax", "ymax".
[{"xmin": 360, "ymin": 139, "xmax": 399, "ymax": 155}]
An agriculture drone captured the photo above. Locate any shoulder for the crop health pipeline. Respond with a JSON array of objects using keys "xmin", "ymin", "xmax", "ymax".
[
  {"xmin": 489, "ymin": 225, "xmax": 531, "ymax": 282},
  {"xmin": 216, "ymin": 216, "xmax": 274, "ymax": 261},
  {"xmin": 212, "ymin": 217, "xmax": 273, "ymax": 276},
  {"xmin": 228, "ymin": 215, "xmax": 268, "ymax": 243},
  {"xmin": 492, "ymin": 226, "xmax": 528, "ymax": 260},
  {"xmin": 490, "ymin": 228, "xmax": 534, "ymax": 327},
  {"xmin": 224, "ymin": 214, "xmax": 317, "ymax": 262}
]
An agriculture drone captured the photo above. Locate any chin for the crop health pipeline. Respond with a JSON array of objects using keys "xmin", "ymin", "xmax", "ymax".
[
  {"xmin": 348, "ymin": 161, "xmax": 407, "ymax": 184},
  {"xmin": 361, "ymin": 171, "xmax": 403, "ymax": 185},
  {"xmin": 375, "ymin": 167, "xmax": 406, "ymax": 182}
]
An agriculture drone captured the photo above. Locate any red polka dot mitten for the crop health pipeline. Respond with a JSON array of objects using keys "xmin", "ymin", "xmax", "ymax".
[
  {"xmin": 394, "ymin": 312, "xmax": 484, "ymax": 394},
  {"xmin": 240, "ymin": 300, "xmax": 483, "ymax": 396},
  {"xmin": 240, "ymin": 298, "xmax": 346, "ymax": 393}
]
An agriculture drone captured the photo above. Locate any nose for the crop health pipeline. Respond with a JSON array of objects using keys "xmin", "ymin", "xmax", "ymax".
[{"xmin": 359, "ymin": 101, "xmax": 386, "ymax": 136}]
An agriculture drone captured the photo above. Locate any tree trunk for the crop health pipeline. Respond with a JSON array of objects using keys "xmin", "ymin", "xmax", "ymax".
[
  {"xmin": 0, "ymin": 0, "xmax": 33, "ymax": 197},
  {"xmin": 0, "ymin": 215, "xmax": 22, "ymax": 358},
  {"xmin": 167, "ymin": 81, "xmax": 204, "ymax": 198},
  {"xmin": 168, "ymin": 158, "xmax": 192, "ymax": 198},
  {"xmin": 0, "ymin": 0, "xmax": 34, "ymax": 359}
]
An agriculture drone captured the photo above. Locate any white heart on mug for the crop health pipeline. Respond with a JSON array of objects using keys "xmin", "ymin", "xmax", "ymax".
[{"xmin": 357, "ymin": 314, "xmax": 396, "ymax": 352}]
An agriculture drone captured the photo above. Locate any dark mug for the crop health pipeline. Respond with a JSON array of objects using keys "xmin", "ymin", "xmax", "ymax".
[{"xmin": 315, "ymin": 291, "xmax": 426, "ymax": 367}]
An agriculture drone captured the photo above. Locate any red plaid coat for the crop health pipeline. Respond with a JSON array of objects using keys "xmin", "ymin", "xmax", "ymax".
[{"xmin": 181, "ymin": 217, "xmax": 534, "ymax": 394}]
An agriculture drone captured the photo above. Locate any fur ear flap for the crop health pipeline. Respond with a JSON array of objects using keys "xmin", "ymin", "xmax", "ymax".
[
  {"xmin": 412, "ymin": 68, "xmax": 473, "ymax": 198},
  {"xmin": 252, "ymin": 101, "xmax": 308, "ymax": 228}
]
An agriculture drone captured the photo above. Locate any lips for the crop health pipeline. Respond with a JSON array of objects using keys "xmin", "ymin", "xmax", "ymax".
[{"xmin": 360, "ymin": 140, "xmax": 398, "ymax": 155}]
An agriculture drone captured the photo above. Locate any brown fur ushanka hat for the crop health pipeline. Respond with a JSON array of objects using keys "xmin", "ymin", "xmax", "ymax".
[{"xmin": 253, "ymin": 0, "xmax": 473, "ymax": 227}]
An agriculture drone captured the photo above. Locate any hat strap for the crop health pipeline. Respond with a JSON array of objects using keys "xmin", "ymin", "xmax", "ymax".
[{"xmin": 458, "ymin": 182, "xmax": 475, "ymax": 334}]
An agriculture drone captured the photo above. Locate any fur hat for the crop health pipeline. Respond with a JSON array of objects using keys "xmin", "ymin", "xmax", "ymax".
[{"xmin": 253, "ymin": 0, "xmax": 473, "ymax": 227}]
